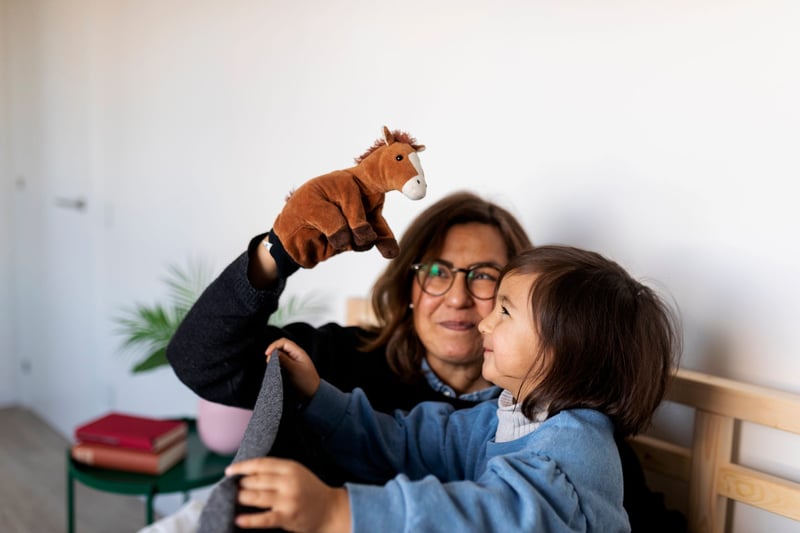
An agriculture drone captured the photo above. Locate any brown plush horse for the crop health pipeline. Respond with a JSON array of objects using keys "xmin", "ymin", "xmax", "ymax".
[{"xmin": 271, "ymin": 126, "xmax": 426, "ymax": 269}]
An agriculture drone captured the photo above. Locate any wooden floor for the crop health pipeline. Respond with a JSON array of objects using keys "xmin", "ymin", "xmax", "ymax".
[{"xmin": 0, "ymin": 406, "xmax": 147, "ymax": 533}]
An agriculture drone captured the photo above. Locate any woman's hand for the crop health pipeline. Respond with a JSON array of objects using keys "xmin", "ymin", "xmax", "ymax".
[
  {"xmin": 225, "ymin": 457, "xmax": 351, "ymax": 533},
  {"xmin": 265, "ymin": 338, "xmax": 321, "ymax": 402}
]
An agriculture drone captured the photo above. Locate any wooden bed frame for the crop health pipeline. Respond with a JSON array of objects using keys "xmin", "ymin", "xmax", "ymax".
[
  {"xmin": 628, "ymin": 368, "xmax": 800, "ymax": 532},
  {"xmin": 345, "ymin": 297, "xmax": 800, "ymax": 532}
]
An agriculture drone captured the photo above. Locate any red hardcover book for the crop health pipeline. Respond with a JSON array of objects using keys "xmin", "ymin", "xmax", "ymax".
[
  {"xmin": 71, "ymin": 439, "xmax": 187, "ymax": 475},
  {"xmin": 74, "ymin": 412, "xmax": 188, "ymax": 452}
]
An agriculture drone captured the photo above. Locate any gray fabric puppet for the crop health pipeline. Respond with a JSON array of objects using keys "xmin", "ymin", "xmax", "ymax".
[{"xmin": 197, "ymin": 355, "xmax": 283, "ymax": 533}]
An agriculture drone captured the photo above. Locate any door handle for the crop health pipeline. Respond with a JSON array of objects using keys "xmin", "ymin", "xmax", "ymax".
[{"xmin": 54, "ymin": 196, "xmax": 87, "ymax": 211}]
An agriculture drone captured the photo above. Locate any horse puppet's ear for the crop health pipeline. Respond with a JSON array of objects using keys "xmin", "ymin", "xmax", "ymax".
[{"xmin": 382, "ymin": 125, "xmax": 395, "ymax": 145}]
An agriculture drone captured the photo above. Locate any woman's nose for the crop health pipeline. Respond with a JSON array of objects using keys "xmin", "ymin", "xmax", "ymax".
[{"xmin": 444, "ymin": 274, "xmax": 472, "ymax": 306}]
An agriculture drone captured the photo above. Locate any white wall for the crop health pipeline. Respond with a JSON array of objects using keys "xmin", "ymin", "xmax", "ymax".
[
  {"xmin": 4, "ymin": 1, "xmax": 800, "ymax": 529},
  {"xmin": 0, "ymin": 0, "xmax": 17, "ymax": 405}
]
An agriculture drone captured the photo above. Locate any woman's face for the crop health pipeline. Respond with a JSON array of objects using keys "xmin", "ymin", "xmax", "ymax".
[{"xmin": 411, "ymin": 223, "xmax": 510, "ymax": 376}]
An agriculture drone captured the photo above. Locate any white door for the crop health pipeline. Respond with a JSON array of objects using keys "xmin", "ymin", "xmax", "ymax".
[{"xmin": 9, "ymin": 2, "xmax": 101, "ymax": 438}]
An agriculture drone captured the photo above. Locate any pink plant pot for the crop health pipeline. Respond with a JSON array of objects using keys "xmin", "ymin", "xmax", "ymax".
[{"xmin": 196, "ymin": 398, "xmax": 253, "ymax": 455}]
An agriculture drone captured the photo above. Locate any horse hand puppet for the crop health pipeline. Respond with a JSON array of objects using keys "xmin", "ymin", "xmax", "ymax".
[{"xmin": 268, "ymin": 126, "xmax": 426, "ymax": 274}]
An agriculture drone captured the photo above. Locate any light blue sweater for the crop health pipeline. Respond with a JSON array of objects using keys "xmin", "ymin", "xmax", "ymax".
[{"xmin": 304, "ymin": 381, "xmax": 630, "ymax": 533}]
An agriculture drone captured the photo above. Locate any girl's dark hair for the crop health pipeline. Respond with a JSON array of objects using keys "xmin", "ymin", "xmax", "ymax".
[
  {"xmin": 363, "ymin": 191, "xmax": 532, "ymax": 381},
  {"xmin": 505, "ymin": 246, "xmax": 681, "ymax": 436}
]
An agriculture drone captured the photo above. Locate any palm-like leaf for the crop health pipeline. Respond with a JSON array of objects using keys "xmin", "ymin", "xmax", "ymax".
[
  {"xmin": 164, "ymin": 261, "xmax": 212, "ymax": 312},
  {"xmin": 115, "ymin": 261, "xmax": 211, "ymax": 374}
]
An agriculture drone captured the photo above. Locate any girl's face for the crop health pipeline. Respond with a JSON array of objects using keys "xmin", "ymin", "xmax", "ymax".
[
  {"xmin": 478, "ymin": 272, "xmax": 541, "ymax": 395},
  {"xmin": 411, "ymin": 223, "xmax": 509, "ymax": 376}
]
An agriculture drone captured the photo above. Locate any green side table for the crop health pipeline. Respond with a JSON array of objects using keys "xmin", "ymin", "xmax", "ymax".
[{"xmin": 66, "ymin": 418, "xmax": 233, "ymax": 533}]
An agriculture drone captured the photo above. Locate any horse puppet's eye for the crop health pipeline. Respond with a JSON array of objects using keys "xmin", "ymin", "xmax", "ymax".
[{"xmin": 395, "ymin": 155, "xmax": 404, "ymax": 161}]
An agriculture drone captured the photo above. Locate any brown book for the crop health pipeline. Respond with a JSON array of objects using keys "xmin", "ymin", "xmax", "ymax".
[
  {"xmin": 71, "ymin": 438, "xmax": 187, "ymax": 475},
  {"xmin": 74, "ymin": 412, "xmax": 187, "ymax": 452}
]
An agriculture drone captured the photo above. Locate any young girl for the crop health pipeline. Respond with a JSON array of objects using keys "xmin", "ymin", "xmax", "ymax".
[{"xmin": 225, "ymin": 245, "xmax": 681, "ymax": 532}]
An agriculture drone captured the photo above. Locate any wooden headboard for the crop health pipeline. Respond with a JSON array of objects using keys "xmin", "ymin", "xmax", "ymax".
[
  {"xmin": 345, "ymin": 297, "xmax": 800, "ymax": 532},
  {"xmin": 628, "ymin": 369, "xmax": 800, "ymax": 532}
]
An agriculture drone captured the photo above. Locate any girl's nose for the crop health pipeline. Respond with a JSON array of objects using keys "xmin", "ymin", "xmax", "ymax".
[{"xmin": 478, "ymin": 315, "xmax": 491, "ymax": 335}]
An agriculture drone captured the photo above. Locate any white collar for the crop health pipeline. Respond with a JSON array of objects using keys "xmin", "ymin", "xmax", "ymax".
[{"xmin": 495, "ymin": 390, "xmax": 548, "ymax": 443}]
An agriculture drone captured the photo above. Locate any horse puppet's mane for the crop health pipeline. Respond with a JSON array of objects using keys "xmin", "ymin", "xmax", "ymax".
[
  {"xmin": 354, "ymin": 130, "xmax": 423, "ymax": 163},
  {"xmin": 283, "ymin": 129, "xmax": 422, "ymax": 202}
]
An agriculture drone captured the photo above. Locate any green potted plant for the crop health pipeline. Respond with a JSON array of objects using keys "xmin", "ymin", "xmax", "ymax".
[
  {"xmin": 115, "ymin": 259, "xmax": 329, "ymax": 453},
  {"xmin": 114, "ymin": 260, "xmax": 213, "ymax": 373}
]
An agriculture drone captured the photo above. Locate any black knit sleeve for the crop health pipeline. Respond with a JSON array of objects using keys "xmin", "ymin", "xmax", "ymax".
[{"xmin": 167, "ymin": 236, "xmax": 288, "ymax": 409}]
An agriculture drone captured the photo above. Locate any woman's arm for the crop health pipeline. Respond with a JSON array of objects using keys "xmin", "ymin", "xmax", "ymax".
[
  {"xmin": 166, "ymin": 233, "xmax": 382, "ymax": 410},
  {"xmin": 166, "ymin": 234, "xmax": 286, "ymax": 407}
]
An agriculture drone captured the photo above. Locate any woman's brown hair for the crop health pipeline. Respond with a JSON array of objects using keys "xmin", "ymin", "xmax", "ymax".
[
  {"xmin": 363, "ymin": 191, "xmax": 532, "ymax": 382},
  {"xmin": 504, "ymin": 246, "xmax": 681, "ymax": 436}
]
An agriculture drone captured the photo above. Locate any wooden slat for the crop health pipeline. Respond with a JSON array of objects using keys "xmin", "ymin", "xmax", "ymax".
[
  {"xmin": 628, "ymin": 434, "xmax": 691, "ymax": 482},
  {"xmin": 668, "ymin": 369, "xmax": 800, "ymax": 434},
  {"xmin": 345, "ymin": 297, "xmax": 376, "ymax": 327},
  {"xmin": 688, "ymin": 411, "xmax": 734, "ymax": 533},
  {"xmin": 717, "ymin": 463, "xmax": 800, "ymax": 521}
]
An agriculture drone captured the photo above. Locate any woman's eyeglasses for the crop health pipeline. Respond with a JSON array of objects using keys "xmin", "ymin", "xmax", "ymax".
[{"xmin": 411, "ymin": 261, "xmax": 501, "ymax": 300}]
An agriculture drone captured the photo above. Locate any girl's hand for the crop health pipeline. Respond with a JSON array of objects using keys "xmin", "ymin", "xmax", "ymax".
[
  {"xmin": 265, "ymin": 338, "xmax": 321, "ymax": 402},
  {"xmin": 225, "ymin": 457, "xmax": 351, "ymax": 533}
]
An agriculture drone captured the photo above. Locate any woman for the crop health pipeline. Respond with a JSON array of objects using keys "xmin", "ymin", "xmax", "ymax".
[{"xmin": 167, "ymin": 190, "xmax": 683, "ymax": 531}]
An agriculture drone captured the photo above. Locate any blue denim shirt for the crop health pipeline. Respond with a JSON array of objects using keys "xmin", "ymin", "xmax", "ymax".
[
  {"xmin": 420, "ymin": 358, "xmax": 501, "ymax": 403},
  {"xmin": 306, "ymin": 381, "xmax": 630, "ymax": 532}
]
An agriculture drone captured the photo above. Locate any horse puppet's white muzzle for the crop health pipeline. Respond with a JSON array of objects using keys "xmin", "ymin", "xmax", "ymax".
[{"xmin": 402, "ymin": 152, "xmax": 427, "ymax": 200}]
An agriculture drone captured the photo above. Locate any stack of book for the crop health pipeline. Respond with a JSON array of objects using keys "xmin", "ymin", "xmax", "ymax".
[{"xmin": 71, "ymin": 412, "xmax": 189, "ymax": 475}]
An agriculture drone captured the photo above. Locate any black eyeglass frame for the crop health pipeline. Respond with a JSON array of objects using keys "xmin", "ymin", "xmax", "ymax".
[{"xmin": 410, "ymin": 261, "xmax": 502, "ymax": 300}]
